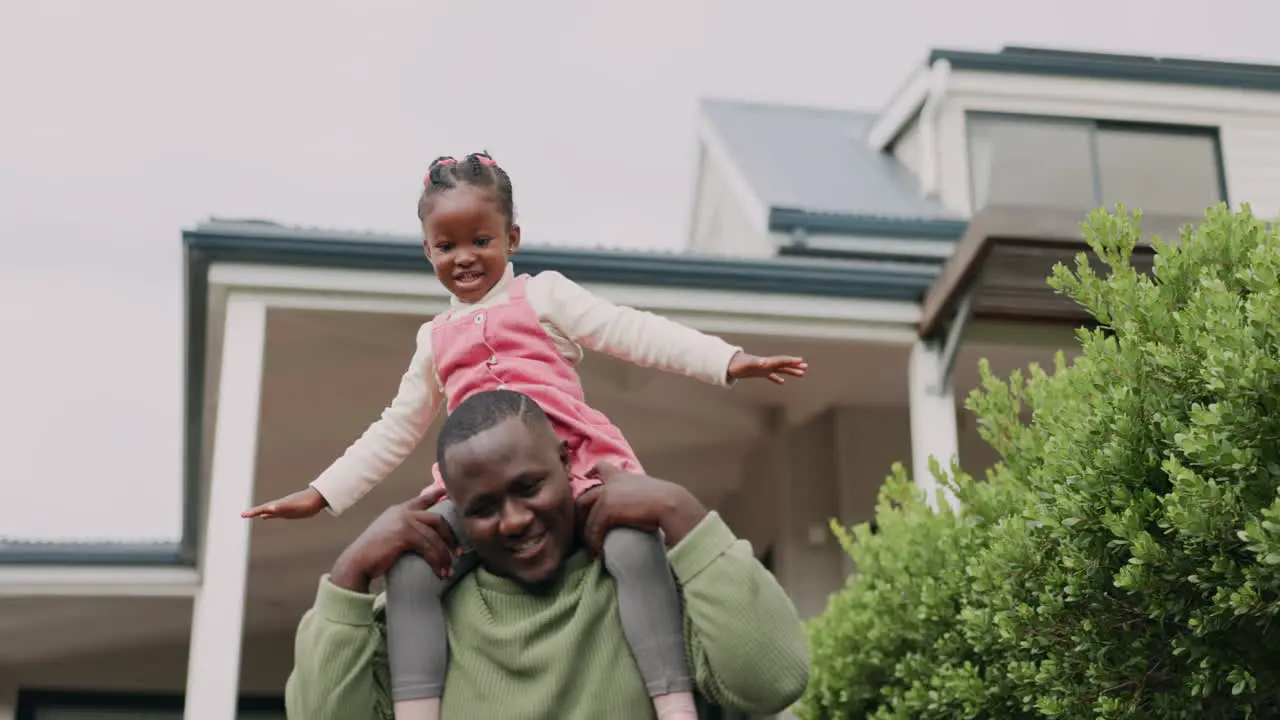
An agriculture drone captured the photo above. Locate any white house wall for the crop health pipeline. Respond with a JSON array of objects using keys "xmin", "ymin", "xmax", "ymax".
[
  {"xmin": 720, "ymin": 410, "xmax": 862, "ymax": 620},
  {"xmin": 832, "ymin": 404, "xmax": 1000, "ymax": 585},
  {"xmin": 687, "ymin": 145, "xmax": 772, "ymax": 257},
  {"xmin": 775, "ymin": 412, "xmax": 845, "ymax": 620},
  {"xmin": 721, "ymin": 404, "xmax": 1002, "ymax": 618},
  {"xmin": 926, "ymin": 70, "xmax": 1280, "ymax": 218}
]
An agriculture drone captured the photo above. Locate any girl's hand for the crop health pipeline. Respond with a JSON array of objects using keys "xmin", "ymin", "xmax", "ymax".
[
  {"xmin": 727, "ymin": 352, "xmax": 808, "ymax": 385},
  {"xmin": 242, "ymin": 488, "xmax": 329, "ymax": 520}
]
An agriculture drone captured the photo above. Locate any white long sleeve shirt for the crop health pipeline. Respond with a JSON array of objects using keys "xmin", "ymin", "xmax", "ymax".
[{"xmin": 310, "ymin": 265, "xmax": 743, "ymax": 515}]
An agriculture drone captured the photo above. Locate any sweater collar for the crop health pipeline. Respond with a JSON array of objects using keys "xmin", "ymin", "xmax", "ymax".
[{"xmin": 472, "ymin": 548, "xmax": 596, "ymax": 596}]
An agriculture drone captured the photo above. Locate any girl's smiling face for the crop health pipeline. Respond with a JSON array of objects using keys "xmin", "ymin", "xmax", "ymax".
[{"xmin": 422, "ymin": 184, "xmax": 521, "ymax": 302}]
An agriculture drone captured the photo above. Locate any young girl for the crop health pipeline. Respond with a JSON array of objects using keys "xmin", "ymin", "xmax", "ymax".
[{"xmin": 245, "ymin": 152, "xmax": 807, "ymax": 720}]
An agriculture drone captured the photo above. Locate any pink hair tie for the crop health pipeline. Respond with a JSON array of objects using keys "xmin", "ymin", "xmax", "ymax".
[
  {"xmin": 475, "ymin": 154, "xmax": 497, "ymax": 166},
  {"xmin": 423, "ymin": 157, "xmax": 457, "ymax": 185}
]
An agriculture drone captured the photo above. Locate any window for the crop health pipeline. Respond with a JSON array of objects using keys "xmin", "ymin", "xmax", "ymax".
[
  {"xmin": 966, "ymin": 113, "xmax": 1225, "ymax": 216},
  {"xmin": 1094, "ymin": 125, "xmax": 1225, "ymax": 215}
]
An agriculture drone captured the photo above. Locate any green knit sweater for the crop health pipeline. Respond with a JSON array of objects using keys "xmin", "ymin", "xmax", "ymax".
[{"xmin": 284, "ymin": 512, "xmax": 809, "ymax": 719}]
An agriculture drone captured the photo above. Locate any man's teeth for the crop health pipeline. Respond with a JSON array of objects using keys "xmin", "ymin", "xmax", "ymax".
[{"xmin": 513, "ymin": 536, "xmax": 543, "ymax": 551}]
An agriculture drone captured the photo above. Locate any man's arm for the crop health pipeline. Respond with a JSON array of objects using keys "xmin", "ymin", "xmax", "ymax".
[
  {"xmin": 669, "ymin": 513, "xmax": 811, "ymax": 714},
  {"xmin": 284, "ymin": 576, "xmax": 392, "ymax": 720}
]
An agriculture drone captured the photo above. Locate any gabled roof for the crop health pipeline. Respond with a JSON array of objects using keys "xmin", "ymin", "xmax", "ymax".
[
  {"xmin": 698, "ymin": 98, "xmax": 967, "ymax": 244},
  {"xmin": 930, "ymin": 46, "xmax": 1280, "ymax": 93}
]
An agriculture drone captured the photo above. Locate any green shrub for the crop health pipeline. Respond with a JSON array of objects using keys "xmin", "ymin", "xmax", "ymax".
[{"xmin": 798, "ymin": 205, "xmax": 1280, "ymax": 719}]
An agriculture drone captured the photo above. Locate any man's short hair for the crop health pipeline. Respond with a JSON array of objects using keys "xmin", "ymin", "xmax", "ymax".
[{"xmin": 436, "ymin": 389, "xmax": 553, "ymax": 482}]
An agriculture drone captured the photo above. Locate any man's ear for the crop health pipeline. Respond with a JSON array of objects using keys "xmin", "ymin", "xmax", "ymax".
[
  {"xmin": 558, "ymin": 439, "xmax": 571, "ymax": 471},
  {"xmin": 507, "ymin": 224, "xmax": 521, "ymax": 255}
]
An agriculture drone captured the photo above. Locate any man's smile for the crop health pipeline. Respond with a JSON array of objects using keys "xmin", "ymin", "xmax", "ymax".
[{"xmin": 507, "ymin": 531, "xmax": 548, "ymax": 561}]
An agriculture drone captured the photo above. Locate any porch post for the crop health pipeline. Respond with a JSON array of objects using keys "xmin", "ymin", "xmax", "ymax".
[
  {"xmin": 183, "ymin": 295, "xmax": 267, "ymax": 720},
  {"xmin": 907, "ymin": 339, "xmax": 959, "ymax": 510}
]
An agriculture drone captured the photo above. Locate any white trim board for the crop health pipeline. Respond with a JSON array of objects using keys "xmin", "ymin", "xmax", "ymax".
[{"xmin": 869, "ymin": 65, "xmax": 934, "ymax": 151}]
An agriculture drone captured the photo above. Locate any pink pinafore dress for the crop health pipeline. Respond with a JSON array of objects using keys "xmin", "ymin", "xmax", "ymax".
[{"xmin": 427, "ymin": 274, "xmax": 643, "ymax": 497}]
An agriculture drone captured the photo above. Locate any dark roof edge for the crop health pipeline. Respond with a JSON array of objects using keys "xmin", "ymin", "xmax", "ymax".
[
  {"xmin": 184, "ymin": 223, "xmax": 940, "ymax": 302},
  {"xmin": 768, "ymin": 207, "xmax": 968, "ymax": 240},
  {"xmin": 930, "ymin": 46, "xmax": 1280, "ymax": 92},
  {"xmin": 0, "ymin": 542, "xmax": 187, "ymax": 567}
]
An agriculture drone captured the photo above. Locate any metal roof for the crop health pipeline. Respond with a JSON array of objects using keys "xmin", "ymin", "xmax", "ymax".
[
  {"xmin": 698, "ymin": 98, "xmax": 966, "ymax": 240},
  {"xmin": 930, "ymin": 45, "xmax": 1280, "ymax": 93}
]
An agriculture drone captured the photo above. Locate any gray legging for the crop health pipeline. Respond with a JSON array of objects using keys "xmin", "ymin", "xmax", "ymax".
[{"xmin": 385, "ymin": 499, "xmax": 693, "ymax": 701}]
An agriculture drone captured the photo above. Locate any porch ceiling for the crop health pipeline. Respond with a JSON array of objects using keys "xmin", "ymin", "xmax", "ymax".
[{"xmin": 249, "ymin": 306, "xmax": 913, "ymax": 511}]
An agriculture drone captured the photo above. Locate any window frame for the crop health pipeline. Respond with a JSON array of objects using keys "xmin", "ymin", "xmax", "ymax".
[{"xmin": 963, "ymin": 110, "xmax": 1229, "ymax": 214}]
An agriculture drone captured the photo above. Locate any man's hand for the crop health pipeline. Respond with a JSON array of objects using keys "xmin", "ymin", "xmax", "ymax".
[
  {"xmin": 329, "ymin": 486, "xmax": 461, "ymax": 593},
  {"xmin": 577, "ymin": 462, "xmax": 708, "ymax": 555},
  {"xmin": 727, "ymin": 352, "xmax": 807, "ymax": 385},
  {"xmin": 242, "ymin": 488, "xmax": 328, "ymax": 520}
]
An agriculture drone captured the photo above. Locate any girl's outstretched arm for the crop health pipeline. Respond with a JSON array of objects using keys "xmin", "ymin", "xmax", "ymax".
[{"xmin": 531, "ymin": 271, "xmax": 743, "ymax": 386}]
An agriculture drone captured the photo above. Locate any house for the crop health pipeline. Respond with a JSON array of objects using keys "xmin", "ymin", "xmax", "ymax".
[{"xmin": 4, "ymin": 45, "xmax": 1280, "ymax": 720}]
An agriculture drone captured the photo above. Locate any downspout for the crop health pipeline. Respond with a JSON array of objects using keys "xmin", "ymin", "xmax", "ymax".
[{"xmin": 917, "ymin": 58, "xmax": 951, "ymax": 200}]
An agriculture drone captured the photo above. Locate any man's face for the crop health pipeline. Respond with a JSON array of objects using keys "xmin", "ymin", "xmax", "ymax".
[{"xmin": 443, "ymin": 416, "xmax": 576, "ymax": 587}]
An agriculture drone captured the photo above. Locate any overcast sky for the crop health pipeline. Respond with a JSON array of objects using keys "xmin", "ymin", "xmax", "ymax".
[{"xmin": 3, "ymin": 0, "xmax": 1279, "ymax": 542}]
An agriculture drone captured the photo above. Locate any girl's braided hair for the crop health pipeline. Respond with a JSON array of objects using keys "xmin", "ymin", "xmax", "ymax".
[{"xmin": 417, "ymin": 151, "xmax": 516, "ymax": 227}]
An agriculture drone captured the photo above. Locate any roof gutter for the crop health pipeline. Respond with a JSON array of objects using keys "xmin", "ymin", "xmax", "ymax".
[{"xmin": 918, "ymin": 58, "xmax": 951, "ymax": 199}]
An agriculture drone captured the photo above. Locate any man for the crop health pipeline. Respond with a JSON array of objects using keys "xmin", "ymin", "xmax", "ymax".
[{"xmin": 284, "ymin": 389, "xmax": 809, "ymax": 719}]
